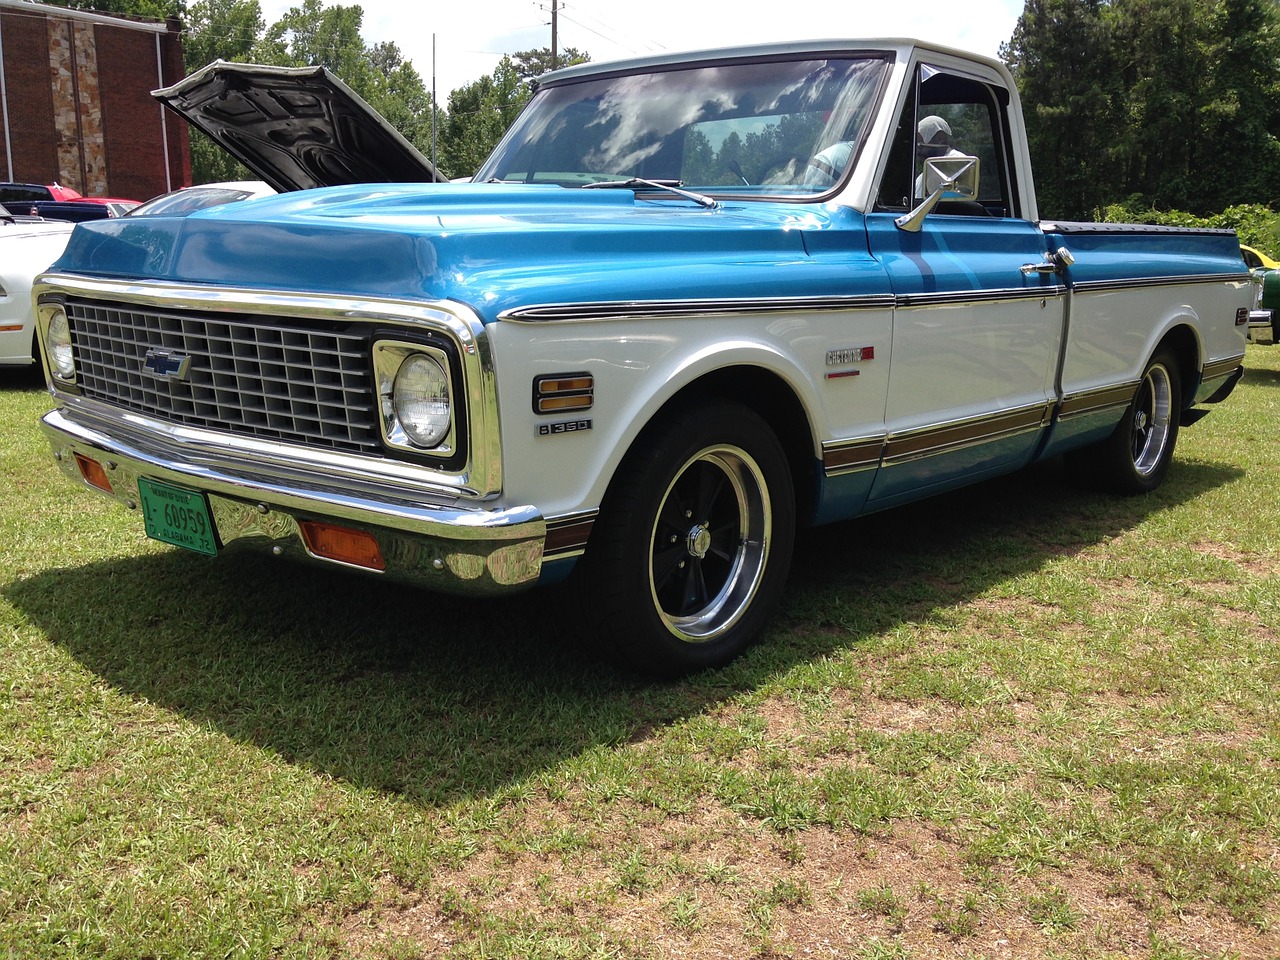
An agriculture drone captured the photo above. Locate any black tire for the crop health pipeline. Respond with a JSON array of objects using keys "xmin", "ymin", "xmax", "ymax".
[
  {"xmin": 1067, "ymin": 347, "xmax": 1182, "ymax": 494},
  {"xmin": 581, "ymin": 401, "xmax": 796, "ymax": 676}
]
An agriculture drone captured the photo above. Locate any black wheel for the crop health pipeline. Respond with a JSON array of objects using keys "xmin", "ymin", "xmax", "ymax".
[
  {"xmin": 1068, "ymin": 347, "xmax": 1181, "ymax": 494},
  {"xmin": 581, "ymin": 401, "xmax": 795, "ymax": 676}
]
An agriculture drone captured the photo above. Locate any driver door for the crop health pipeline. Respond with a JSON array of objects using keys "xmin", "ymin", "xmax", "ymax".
[{"xmin": 865, "ymin": 65, "xmax": 1066, "ymax": 506}]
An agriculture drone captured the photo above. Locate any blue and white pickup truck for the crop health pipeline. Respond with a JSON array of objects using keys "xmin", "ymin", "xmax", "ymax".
[{"xmin": 35, "ymin": 42, "xmax": 1249, "ymax": 674}]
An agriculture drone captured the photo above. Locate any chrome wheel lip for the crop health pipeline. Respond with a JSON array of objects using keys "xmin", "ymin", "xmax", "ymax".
[
  {"xmin": 648, "ymin": 444, "xmax": 772, "ymax": 644},
  {"xmin": 1131, "ymin": 363, "xmax": 1174, "ymax": 477}
]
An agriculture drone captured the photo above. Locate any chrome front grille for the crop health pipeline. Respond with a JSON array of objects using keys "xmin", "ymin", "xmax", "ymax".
[{"xmin": 66, "ymin": 299, "xmax": 380, "ymax": 453}]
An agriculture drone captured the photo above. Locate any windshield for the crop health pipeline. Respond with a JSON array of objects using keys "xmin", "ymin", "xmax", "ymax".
[
  {"xmin": 474, "ymin": 55, "xmax": 891, "ymax": 198},
  {"xmin": 128, "ymin": 185, "xmax": 272, "ymax": 217}
]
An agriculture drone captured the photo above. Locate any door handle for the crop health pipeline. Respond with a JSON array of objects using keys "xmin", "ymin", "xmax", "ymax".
[
  {"xmin": 1021, "ymin": 261, "xmax": 1059, "ymax": 276},
  {"xmin": 1021, "ymin": 246, "xmax": 1076, "ymax": 277}
]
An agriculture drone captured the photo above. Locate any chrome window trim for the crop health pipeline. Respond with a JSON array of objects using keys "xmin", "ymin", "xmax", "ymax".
[{"xmin": 35, "ymin": 274, "xmax": 503, "ymax": 499}]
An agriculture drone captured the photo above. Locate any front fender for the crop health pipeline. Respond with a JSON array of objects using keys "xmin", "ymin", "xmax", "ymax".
[{"xmin": 487, "ymin": 316, "xmax": 839, "ymax": 524}]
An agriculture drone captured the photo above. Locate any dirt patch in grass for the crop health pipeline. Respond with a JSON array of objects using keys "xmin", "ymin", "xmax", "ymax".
[
  {"xmin": 1191, "ymin": 540, "xmax": 1276, "ymax": 578},
  {"xmin": 335, "ymin": 790, "xmax": 1279, "ymax": 958}
]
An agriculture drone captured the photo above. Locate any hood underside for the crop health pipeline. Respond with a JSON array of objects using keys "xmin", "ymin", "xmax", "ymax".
[{"xmin": 153, "ymin": 61, "xmax": 442, "ymax": 193}]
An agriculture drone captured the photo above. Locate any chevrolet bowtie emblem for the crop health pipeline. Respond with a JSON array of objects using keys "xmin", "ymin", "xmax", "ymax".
[{"xmin": 143, "ymin": 348, "xmax": 192, "ymax": 381}]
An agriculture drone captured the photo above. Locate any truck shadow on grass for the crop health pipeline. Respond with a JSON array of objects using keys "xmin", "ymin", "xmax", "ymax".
[
  {"xmin": 0, "ymin": 364, "xmax": 48, "ymax": 392},
  {"xmin": 4, "ymin": 458, "xmax": 1240, "ymax": 808},
  {"xmin": 1240, "ymin": 362, "xmax": 1280, "ymax": 388}
]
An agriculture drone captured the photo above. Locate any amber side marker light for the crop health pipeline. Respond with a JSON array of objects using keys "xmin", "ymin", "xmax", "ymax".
[
  {"xmin": 533, "ymin": 373, "xmax": 593, "ymax": 414},
  {"xmin": 74, "ymin": 453, "xmax": 113, "ymax": 493},
  {"xmin": 299, "ymin": 521, "xmax": 386, "ymax": 571}
]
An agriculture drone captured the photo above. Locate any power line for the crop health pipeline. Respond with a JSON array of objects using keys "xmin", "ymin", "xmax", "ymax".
[{"xmin": 557, "ymin": 6, "xmax": 666, "ymax": 56}]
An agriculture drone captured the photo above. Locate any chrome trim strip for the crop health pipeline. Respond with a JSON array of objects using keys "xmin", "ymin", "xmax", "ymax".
[
  {"xmin": 544, "ymin": 509, "xmax": 598, "ymax": 558},
  {"xmin": 517, "ymin": 275, "xmax": 1244, "ymax": 319},
  {"xmin": 883, "ymin": 403, "xmax": 1052, "ymax": 466},
  {"xmin": 1069, "ymin": 272, "xmax": 1250, "ymax": 294},
  {"xmin": 34, "ymin": 274, "xmax": 504, "ymax": 498},
  {"xmin": 501, "ymin": 289, "xmax": 1072, "ymax": 322},
  {"xmin": 1057, "ymin": 381, "xmax": 1139, "ymax": 421},
  {"xmin": 1202, "ymin": 354, "xmax": 1246, "ymax": 381},
  {"xmin": 499, "ymin": 294, "xmax": 896, "ymax": 323},
  {"xmin": 895, "ymin": 286, "xmax": 1066, "ymax": 308},
  {"xmin": 822, "ymin": 436, "xmax": 884, "ymax": 477},
  {"xmin": 822, "ymin": 404, "xmax": 1054, "ymax": 475}
]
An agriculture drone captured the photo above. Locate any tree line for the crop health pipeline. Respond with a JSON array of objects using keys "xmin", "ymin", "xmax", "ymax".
[
  {"xmin": 35, "ymin": 0, "xmax": 1280, "ymax": 241},
  {"xmin": 1003, "ymin": 0, "xmax": 1280, "ymax": 223}
]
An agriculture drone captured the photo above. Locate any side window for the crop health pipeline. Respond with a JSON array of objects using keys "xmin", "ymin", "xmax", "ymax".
[{"xmin": 874, "ymin": 69, "xmax": 1017, "ymax": 218}]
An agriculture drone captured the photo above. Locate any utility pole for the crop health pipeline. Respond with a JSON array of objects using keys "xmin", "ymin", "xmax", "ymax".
[
  {"xmin": 431, "ymin": 33, "xmax": 437, "ymax": 179},
  {"xmin": 550, "ymin": 0, "xmax": 559, "ymax": 70}
]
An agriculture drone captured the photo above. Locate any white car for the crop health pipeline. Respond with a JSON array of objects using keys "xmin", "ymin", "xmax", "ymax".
[
  {"xmin": 0, "ymin": 209, "xmax": 74, "ymax": 366},
  {"xmin": 0, "ymin": 183, "xmax": 276, "ymax": 369},
  {"xmin": 125, "ymin": 180, "xmax": 275, "ymax": 217}
]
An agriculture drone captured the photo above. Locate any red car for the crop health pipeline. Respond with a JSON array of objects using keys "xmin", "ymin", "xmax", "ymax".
[{"xmin": 44, "ymin": 181, "xmax": 139, "ymax": 215}]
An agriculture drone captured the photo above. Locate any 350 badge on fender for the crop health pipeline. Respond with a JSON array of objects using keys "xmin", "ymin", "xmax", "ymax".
[{"xmin": 537, "ymin": 418, "xmax": 593, "ymax": 437}]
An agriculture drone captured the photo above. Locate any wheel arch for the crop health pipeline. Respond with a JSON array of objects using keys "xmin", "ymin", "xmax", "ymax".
[
  {"xmin": 617, "ymin": 364, "xmax": 820, "ymax": 527},
  {"xmin": 1153, "ymin": 322, "xmax": 1201, "ymax": 411}
]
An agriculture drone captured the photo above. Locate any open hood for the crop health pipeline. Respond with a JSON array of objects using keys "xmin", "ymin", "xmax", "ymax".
[{"xmin": 153, "ymin": 61, "xmax": 443, "ymax": 192}]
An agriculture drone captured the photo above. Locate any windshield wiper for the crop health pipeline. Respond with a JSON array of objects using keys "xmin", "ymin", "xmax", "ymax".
[{"xmin": 582, "ymin": 177, "xmax": 719, "ymax": 210}]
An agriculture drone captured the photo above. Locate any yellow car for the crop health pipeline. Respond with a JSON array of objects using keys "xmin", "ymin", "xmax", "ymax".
[{"xmin": 1241, "ymin": 244, "xmax": 1280, "ymax": 270}]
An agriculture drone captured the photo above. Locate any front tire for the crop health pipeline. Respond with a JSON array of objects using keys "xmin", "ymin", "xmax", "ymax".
[
  {"xmin": 1068, "ymin": 347, "xmax": 1182, "ymax": 494},
  {"xmin": 582, "ymin": 401, "xmax": 796, "ymax": 676}
]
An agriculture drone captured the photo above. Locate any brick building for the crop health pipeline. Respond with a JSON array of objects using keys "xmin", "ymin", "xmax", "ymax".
[{"xmin": 0, "ymin": 0, "xmax": 189, "ymax": 201}]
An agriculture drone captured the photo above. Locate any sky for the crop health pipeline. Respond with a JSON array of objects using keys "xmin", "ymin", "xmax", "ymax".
[{"xmin": 256, "ymin": 0, "xmax": 1029, "ymax": 101}]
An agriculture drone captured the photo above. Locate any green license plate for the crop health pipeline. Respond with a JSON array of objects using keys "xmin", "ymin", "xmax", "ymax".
[{"xmin": 137, "ymin": 478, "xmax": 218, "ymax": 556}]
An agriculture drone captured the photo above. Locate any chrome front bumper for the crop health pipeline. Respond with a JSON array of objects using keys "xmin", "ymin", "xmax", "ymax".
[{"xmin": 41, "ymin": 407, "xmax": 547, "ymax": 595}]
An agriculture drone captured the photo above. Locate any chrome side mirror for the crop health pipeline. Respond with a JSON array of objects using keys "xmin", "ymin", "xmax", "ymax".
[{"xmin": 894, "ymin": 155, "xmax": 981, "ymax": 232}]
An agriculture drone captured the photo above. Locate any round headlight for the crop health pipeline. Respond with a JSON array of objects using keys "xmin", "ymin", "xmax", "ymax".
[
  {"xmin": 392, "ymin": 354, "xmax": 451, "ymax": 448},
  {"xmin": 46, "ymin": 308, "xmax": 75, "ymax": 379}
]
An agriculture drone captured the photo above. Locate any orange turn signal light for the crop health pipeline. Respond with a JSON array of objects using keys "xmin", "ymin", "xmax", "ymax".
[
  {"xmin": 299, "ymin": 521, "xmax": 386, "ymax": 571},
  {"xmin": 74, "ymin": 454, "xmax": 113, "ymax": 493},
  {"xmin": 533, "ymin": 372, "xmax": 593, "ymax": 414}
]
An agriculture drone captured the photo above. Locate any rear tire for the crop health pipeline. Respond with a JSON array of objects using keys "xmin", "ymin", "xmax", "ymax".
[
  {"xmin": 1067, "ymin": 347, "xmax": 1181, "ymax": 494},
  {"xmin": 581, "ymin": 401, "xmax": 795, "ymax": 676}
]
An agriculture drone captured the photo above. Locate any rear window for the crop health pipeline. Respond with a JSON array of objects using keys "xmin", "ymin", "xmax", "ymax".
[
  {"xmin": 128, "ymin": 187, "xmax": 256, "ymax": 217},
  {"xmin": 0, "ymin": 184, "xmax": 51, "ymax": 204}
]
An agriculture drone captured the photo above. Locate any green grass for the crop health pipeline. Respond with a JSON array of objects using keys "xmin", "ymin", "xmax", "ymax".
[{"xmin": 2, "ymin": 348, "xmax": 1278, "ymax": 959}]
